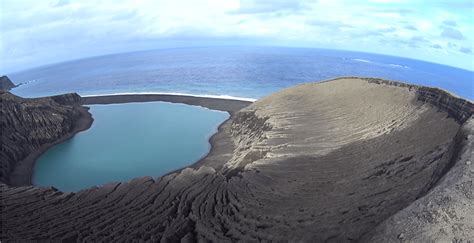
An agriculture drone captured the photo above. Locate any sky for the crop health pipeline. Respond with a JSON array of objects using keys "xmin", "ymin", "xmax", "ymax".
[{"xmin": 0, "ymin": 0, "xmax": 473, "ymax": 73}]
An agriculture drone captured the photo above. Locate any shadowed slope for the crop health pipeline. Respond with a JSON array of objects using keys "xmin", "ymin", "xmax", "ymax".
[
  {"xmin": 0, "ymin": 76, "xmax": 16, "ymax": 91},
  {"xmin": 0, "ymin": 78, "xmax": 472, "ymax": 242},
  {"xmin": 0, "ymin": 91, "xmax": 92, "ymax": 185}
]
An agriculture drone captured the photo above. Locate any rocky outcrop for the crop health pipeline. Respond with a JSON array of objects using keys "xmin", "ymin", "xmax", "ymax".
[
  {"xmin": 0, "ymin": 78, "xmax": 472, "ymax": 242},
  {"xmin": 0, "ymin": 76, "xmax": 16, "ymax": 91},
  {"xmin": 362, "ymin": 77, "xmax": 472, "ymax": 123},
  {"xmin": 50, "ymin": 93, "xmax": 83, "ymax": 106},
  {"xmin": 0, "ymin": 91, "xmax": 92, "ymax": 184}
]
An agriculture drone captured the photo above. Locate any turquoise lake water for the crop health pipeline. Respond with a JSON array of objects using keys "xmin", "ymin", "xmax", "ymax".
[{"xmin": 33, "ymin": 101, "xmax": 229, "ymax": 192}]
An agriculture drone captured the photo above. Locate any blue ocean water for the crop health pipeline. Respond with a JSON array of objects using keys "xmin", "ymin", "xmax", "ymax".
[
  {"xmin": 33, "ymin": 102, "xmax": 229, "ymax": 192},
  {"xmin": 9, "ymin": 46, "xmax": 473, "ymax": 100}
]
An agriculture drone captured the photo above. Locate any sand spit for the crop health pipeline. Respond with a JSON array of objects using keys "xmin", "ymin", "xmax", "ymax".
[
  {"xmin": 0, "ymin": 77, "xmax": 472, "ymax": 242},
  {"xmin": 82, "ymin": 93, "xmax": 251, "ymax": 115}
]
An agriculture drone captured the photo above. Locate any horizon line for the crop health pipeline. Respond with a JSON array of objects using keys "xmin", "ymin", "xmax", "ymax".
[{"xmin": 3, "ymin": 45, "xmax": 474, "ymax": 75}]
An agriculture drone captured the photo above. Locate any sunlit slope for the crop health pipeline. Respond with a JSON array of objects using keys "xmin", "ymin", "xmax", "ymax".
[{"xmin": 221, "ymin": 77, "xmax": 469, "ymax": 241}]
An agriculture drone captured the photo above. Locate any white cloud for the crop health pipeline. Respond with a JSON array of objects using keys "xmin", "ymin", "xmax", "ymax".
[{"xmin": 0, "ymin": 0, "xmax": 472, "ymax": 72}]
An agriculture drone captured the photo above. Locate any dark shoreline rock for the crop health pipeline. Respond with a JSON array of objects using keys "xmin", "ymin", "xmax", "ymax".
[
  {"xmin": 0, "ymin": 77, "xmax": 472, "ymax": 242},
  {"xmin": 0, "ymin": 76, "xmax": 16, "ymax": 91},
  {"xmin": 0, "ymin": 91, "xmax": 93, "ymax": 185}
]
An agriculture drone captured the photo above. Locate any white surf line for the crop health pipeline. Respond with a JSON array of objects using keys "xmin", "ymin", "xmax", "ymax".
[
  {"xmin": 82, "ymin": 92, "xmax": 258, "ymax": 102},
  {"xmin": 352, "ymin": 58, "xmax": 372, "ymax": 63}
]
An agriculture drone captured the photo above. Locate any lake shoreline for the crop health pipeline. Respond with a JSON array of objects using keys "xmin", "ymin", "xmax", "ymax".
[
  {"xmin": 9, "ymin": 106, "xmax": 94, "ymax": 186},
  {"xmin": 82, "ymin": 94, "xmax": 252, "ymax": 178},
  {"xmin": 10, "ymin": 93, "xmax": 251, "ymax": 187}
]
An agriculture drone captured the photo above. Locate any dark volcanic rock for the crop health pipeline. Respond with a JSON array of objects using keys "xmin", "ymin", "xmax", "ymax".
[
  {"xmin": 50, "ymin": 93, "xmax": 83, "ymax": 106},
  {"xmin": 0, "ymin": 76, "xmax": 16, "ymax": 91},
  {"xmin": 0, "ymin": 91, "xmax": 92, "ymax": 184},
  {"xmin": 0, "ymin": 78, "xmax": 472, "ymax": 242}
]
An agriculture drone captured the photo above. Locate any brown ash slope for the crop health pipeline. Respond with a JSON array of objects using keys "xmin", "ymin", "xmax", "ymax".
[{"xmin": 0, "ymin": 77, "xmax": 473, "ymax": 242}]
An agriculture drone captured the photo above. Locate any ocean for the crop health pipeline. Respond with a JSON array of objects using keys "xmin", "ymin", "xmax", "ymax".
[
  {"xmin": 33, "ymin": 102, "xmax": 229, "ymax": 192},
  {"xmin": 8, "ymin": 46, "xmax": 473, "ymax": 100}
]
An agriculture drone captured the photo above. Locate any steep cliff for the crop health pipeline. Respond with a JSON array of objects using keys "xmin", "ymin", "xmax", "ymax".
[
  {"xmin": 0, "ymin": 91, "xmax": 92, "ymax": 184},
  {"xmin": 0, "ymin": 78, "xmax": 472, "ymax": 242},
  {"xmin": 0, "ymin": 76, "xmax": 16, "ymax": 91}
]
